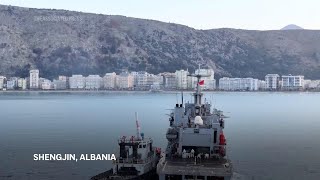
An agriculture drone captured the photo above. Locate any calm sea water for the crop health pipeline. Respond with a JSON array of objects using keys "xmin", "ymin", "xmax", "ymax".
[{"xmin": 0, "ymin": 91, "xmax": 320, "ymax": 180}]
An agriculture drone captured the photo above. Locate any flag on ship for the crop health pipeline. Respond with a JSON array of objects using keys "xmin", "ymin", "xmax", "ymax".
[{"xmin": 198, "ymin": 80, "xmax": 204, "ymax": 85}]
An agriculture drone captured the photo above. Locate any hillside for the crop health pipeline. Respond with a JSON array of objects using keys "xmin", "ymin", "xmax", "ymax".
[{"xmin": 1, "ymin": 5, "xmax": 320, "ymax": 79}]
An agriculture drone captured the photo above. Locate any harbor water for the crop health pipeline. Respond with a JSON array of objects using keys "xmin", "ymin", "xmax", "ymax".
[{"xmin": 0, "ymin": 91, "xmax": 320, "ymax": 180}]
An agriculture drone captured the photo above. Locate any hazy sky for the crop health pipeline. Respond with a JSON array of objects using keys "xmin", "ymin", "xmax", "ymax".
[{"xmin": 0, "ymin": 0, "xmax": 319, "ymax": 30}]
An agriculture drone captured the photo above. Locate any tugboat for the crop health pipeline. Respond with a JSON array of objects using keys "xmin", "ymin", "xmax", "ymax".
[
  {"xmin": 91, "ymin": 112, "xmax": 161, "ymax": 180},
  {"xmin": 157, "ymin": 70, "xmax": 233, "ymax": 180}
]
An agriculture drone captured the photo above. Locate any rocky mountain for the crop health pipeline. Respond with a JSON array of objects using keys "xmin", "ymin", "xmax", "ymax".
[
  {"xmin": 1, "ymin": 5, "xmax": 320, "ymax": 80},
  {"xmin": 281, "ymin": 24, "xmax": 303, "ymax": 30}
]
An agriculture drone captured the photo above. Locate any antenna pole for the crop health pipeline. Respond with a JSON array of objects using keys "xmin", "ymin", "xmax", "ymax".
[{"xmin": 135, "ymin": 112, "xmax": 141, "ymax": 140}]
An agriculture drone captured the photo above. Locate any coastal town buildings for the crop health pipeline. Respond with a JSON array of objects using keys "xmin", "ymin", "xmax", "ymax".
[
  {"xmin": 219, "ymin": 77, "xmax": 258, "ymax": 91},
  {"xmin": 29, "ymin": 69, "xmax": 40, "ymax": 89},
  {"xmin": 265, "ymin": 74, "xmax": 280, "ymax": 90},
  {"xmin": 69, "ymin": 75, "xmax": 85, "ymax": 89},
  {"xmin": 6, "ymin": 78, "xmax": 17, "ymax": 90},
  {"xmin": 85, "ymin": 75, "xmax": 102, "ymax": 90},
  {"xmin": 162, "ymin": 73, "xmax": 176, "ymax": 90},
  {"xmin": 258, "ymin": 80, "xmax": 267, "ymax": 90},
  {"xmin": 1, "ymin": 68, "xmax": 319, "ymax": 92},
  {"xmin": 175, "ymin": 70, "xmax": 188, "ymax": 90},
  {"xmin": 116, "ymin": 72, "xmax": 134, "ymax": 89},
  {"xmin": 17, "ymin": 78, "xmax": 27, "ymax": 90},
  {"xmin": 103, "ymin": 72, "xmax": 117, "ymax": 89},
  {"xmin": 53, "ymin": 76, "xmax": 68, "ymax": 90},
  {"xmin": 281, "ymin": 75, "xmax": 304, "ymax": 90},
  {"xmin": 304, "ymin": 80, "xmax": 320, "ymax": 90},
  {"xmin": 0, "ymin": 76, "xmax": 5, "ymax": 90},
  {"xmin": 40, "ymin": 79, "xmax": 53, "ymax": 90}
]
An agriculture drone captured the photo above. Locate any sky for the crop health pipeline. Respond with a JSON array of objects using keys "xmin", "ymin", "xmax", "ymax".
[{"xmin": 0, "ymin": 0, "xmax": 319, "ymax": 30}]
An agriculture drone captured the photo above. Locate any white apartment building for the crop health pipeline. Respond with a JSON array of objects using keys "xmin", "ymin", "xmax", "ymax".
[
  {"xmin": 163, "ymin": 73, "xmax": 176, "ymax": 89},
  {"xmin": 69, "ymin": 75, "xmax": 85, "ymax": 89},
  {"xmin": 133, "ymin": 72, "xmax": 161, "ymax": 90},
  {"xmin": 85, "ymin": 75, "xmax": 102, "ymax": 90},
  {"xmin": 136, "ymin": 71, "xmax": 148, "ymax": 89},
  {"xmin": 0, "ymin": 76, "xmax": 6, "ymax": 90},
  {"xmin": 219, "ymin": 77, "xmax": 258, "ymax": 91},
  {"xmin": 17, "ymin": 78, "xmax": 27, "ymax": 90},
  {"xmin": 29, "ymin": 69, "xmax": 40, "ymax": 89},
  {"xmin": 265, "ymin": 74, "xmax": 280, "ymax": 90},
  {"xmin": 175, "ymin": 70, "xmax": 188, "ymax": 89},
  {"xmin": 103, "ymin": 72, "xmax": 117, "ymax": 89},
  {"xmin": 258, "ymin": 80, "xmax": 267, "ymax": 90},
  {"xmin": 130, "ymin": 71, "xmax": 139, "ymax": 86},
  {"xmin": 116, "ymin": 72, "xmax": 134, "ymax": 89},
  {"xmin": 281, "ymin": 75, "xmax": 304, "ymax": 90},
  {"xmin": 153, "ymin": 74, "xmax": 164, "ymax": 86},
  {"xmin": 304, "ymin": 80, "xmax": 320, "ymax": 89},
  {"xmin": 41, "ymin": 79, "xmax": 53, "ymax": 90},
  {"xmin": 53, "ymin": 79, "xmax": 67, "ymax": 90}
]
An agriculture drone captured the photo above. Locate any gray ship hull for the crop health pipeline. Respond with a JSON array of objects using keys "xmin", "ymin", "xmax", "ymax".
[{"xmin": 90, "ymin": 168, "xmax": 158, "ymax": 180}]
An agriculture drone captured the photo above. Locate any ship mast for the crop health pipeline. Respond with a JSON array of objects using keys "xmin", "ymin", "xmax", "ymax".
[
  {"xmin": 135, "ymin": 112, "xmax": 141, "ymax": 140},
  {"xmin": 189, "ymin": 65, "xmax": 209, "ymax": 106}
]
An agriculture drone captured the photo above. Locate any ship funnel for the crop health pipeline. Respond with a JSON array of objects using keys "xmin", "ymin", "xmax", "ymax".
[{"xmin": 194, "ymin": 116, "xmax": 203, "ymax": 126}]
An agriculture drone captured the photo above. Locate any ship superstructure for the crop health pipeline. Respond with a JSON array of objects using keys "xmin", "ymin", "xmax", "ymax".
[
  {"xmin": 91, "ymin": 112, "xmax": 161, "ymax": 180},
  {"xmin": 157, "ymin": 71, "xmax": 233, "ymax": 180}
]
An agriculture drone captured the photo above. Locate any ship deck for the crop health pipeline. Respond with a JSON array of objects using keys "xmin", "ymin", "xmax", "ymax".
[{"xmin": 157, "ymin": 157, "xmax": 232, "ymax": 177}]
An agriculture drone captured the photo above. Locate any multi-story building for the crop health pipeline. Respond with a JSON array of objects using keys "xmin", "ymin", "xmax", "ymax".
[
  {"xmin": 29, "ymin": 69, "xmax": 40, "ymax": 89},
  {"xmin": 17, "ymin": 78, "xmax": 27, "ymax": 90},
  {"xmin": 0, "ymin": 76, "xmax": 6, "ymax": 90},
  {"xmin": 116, "ymin": 72, "xmax": 134, "ymax": 89},
  {"xmin": 69, "ymin": 75, "xmax": 85, "ymax": 89},
  {"xmin": 132, "ymin": 71, "xmax": 161, "ymax": 90},
  {"xmin": 85, "ymin": 75, "xmax": 102, "ymax": 90},
  {"xmin": 53, "ymin": 79, "xmax": 67, "ymax": 90},
  {"xmin": 131, "ymin": 71, "xmax": 139, "ymax": 87},
  {"xmin": 175, "ymin": 70, "xmax": 188, "ymax": 90},
  {"xmin": 219, "ymin": 77, "xmax": 258, "ymax": 91},
  {"xmin": 195, "ymin": 69, "xmax": 216, "ymax": 90},
  {"xmin": 6, "ymin": 77, "xmax": 19, "ymax": 90},
  {"xmin": 304, "ymin": 80, "xmax": 320, "ymax": 90},
  {"xmin": 153, "ymin": 74, "xmax": 164, "ymax": 86},
  {"xmin": 58, "ymin": 76, "xmax": 69, "ymax": 89},
  {"xmin": 135, "ymin": 71, "xmax": 150, "ymax": 90},
  {"xmin": 162, "ymin": 73, "xmax": 176, "ymax": 90},
  {"xmin": 281, "ymin": 75, "xmax": 304, "ymax": 90},
  {"xmin": 258, "ymin": 80, "xmax": 267, "ymax": 90},
  {"xmin": 41, "ymin": 79, "xmax": 53, "ymax": 90},
  {"xmin": 265, "ymin": 74, "xmax": 280, "ymax": 90},
  {"xmin": 103, "ymin": 72, "xmax": 117, "ymax": 89}
]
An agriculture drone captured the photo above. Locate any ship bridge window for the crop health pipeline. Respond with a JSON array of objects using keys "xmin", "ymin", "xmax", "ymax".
[{"xmin": 143, "ymin": 145, "xmax": 146, "ymax": 148}]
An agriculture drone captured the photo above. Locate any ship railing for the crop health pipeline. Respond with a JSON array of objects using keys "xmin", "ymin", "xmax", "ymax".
[
  {"xmin": 115, "ymin": 156, "xmax": 154, "ymax": 164},
  {"xmin": 117, "ymin": 138, "xmax": 152, "ymax": 144}
]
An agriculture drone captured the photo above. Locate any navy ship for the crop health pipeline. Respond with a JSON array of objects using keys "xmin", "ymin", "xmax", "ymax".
[
  {"xmin": 91, "ymin": 112, "xmax": 161, "ymax": 180},
  {"xmin": 157, "ymin": 71, "xmax": 233, "ymax": 180}
]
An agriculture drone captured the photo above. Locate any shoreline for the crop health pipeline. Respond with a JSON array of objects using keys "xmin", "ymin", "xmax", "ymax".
[{"xmin": 0, "ymin": 90, "xmax": 319, "ymax": 93}]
